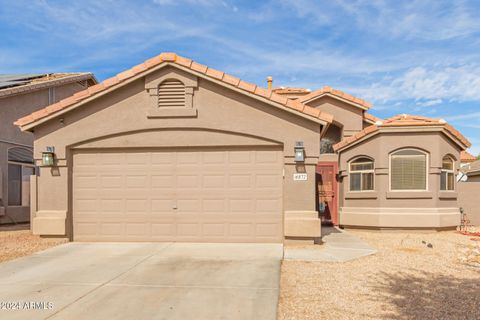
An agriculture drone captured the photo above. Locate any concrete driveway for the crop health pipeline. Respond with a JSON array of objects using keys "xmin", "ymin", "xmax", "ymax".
[{"xmin": 0, "ymin": 242, "xmax": 283, "ymax": 320}]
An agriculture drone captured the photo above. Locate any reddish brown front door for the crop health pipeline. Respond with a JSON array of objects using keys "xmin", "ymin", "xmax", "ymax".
[{"xmin": 316, "ymin": 162, "xmax": 338, "ymax": 225}]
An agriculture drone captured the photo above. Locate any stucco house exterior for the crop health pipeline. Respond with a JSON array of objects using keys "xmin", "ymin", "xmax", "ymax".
[
  {"xmin": 0, "ymin": 73, "xmax": 97, "ymax": 224},
  {"xmin": 15, "ymin": 53, "xmax": 471, "ymax": 243}
]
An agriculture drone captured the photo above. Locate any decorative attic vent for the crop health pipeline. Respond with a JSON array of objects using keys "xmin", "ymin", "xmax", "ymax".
[{"xmin": 158, "ymin": 79, "xmax": 186, "ymax": 108}]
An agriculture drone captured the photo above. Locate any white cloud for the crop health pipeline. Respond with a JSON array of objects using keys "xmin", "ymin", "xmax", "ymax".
[
  {"xmin": 349, "ymin": 65, "xmax": 480, "ymax": 104},
  {"xmin": 281, "ymin": 0, "xmax": 480, "ymax": 41},
  {"xmin": 416, "ymin": 99, "xmax": 443, "ymax": 107}
]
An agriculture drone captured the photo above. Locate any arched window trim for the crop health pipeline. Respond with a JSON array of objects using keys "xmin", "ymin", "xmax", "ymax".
[
  {"xmin": 440, "ymin": 155, "xmax": 455, "ymax": 191},
  {"xmin": 389, "ymin": 148, "xmax": 429, "ymax": 192},
  {"xmin": 349, "ymin": 156, "xmax": 375, "ymax": 192}
]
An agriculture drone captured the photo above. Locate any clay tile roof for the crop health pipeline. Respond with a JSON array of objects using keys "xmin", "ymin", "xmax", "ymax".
[
  {"xmin": 461, "ymin": 151, "xmax": 477, "ymax": 163},
  {"xmin": 333, "ymin": 114, "xmax": 471, "ymax": 152},
  {"xmin": 298, "ymin": 86, "xmax": 372, "ymax": 110},
  {"xmin": 15, "ymin": 52, "xmax": 333, "ymax": 128},
  {"xmin": 272, "ymin": 87, "xmax": 311, "ymax": 95}
]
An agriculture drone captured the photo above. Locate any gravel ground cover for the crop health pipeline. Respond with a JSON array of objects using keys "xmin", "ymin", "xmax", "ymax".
[
  {"xmin": 0, "ymin": 224, "xmax": 68, "ymax": 263},
  {"xmin": 278, "ymin": 229, "xmax": 480, "ymax": 320}
]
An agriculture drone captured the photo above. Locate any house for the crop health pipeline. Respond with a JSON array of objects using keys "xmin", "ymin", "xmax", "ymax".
[
  {"xmin": 458, "ymin": 151, "xmax": 477, "ymax": 181},
  {"xmin": 0, "ymin": 73, "xmax": 97, "ymax": 224},
  {"xmin": 15, "ymin": 53, "xmax": 471, "ymax": 243},
  {"xmin": 465, "ymin": 160, "xmax": 480, "ymax": 182}
]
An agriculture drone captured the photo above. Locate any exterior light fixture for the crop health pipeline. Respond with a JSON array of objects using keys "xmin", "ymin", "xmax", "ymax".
[
  {"xmin": 42, "ymin": 146, "xmax": 55, "ymax": 166},
  {"xmin": 294, "ymin": 141, "xmax": 305, "ymax": 162}
]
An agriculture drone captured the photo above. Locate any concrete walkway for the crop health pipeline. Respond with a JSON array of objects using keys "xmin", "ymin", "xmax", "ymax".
[
  {"xmin": 0, "ymin": 242, "xmax": 283, "ymax": 320},
  {"xmin": 284, "ymin": 227, "xmax": 377, "ymax": 262}
]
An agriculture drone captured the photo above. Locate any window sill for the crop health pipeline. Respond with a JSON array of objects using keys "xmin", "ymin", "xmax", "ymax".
[
  {"xmin": 345, "ymin": 192, "xmax": 378, "ymax": 199},
  {"xmin": 147, "ymin": 108, "xmax": 198, "ymax": 118},
  {"xmin": 386, "ymin": 191, "xmax": 433, "ymax": 199},
  {"xmin": 439, "ymin": 191, "xmax": 457, "ymax": 199}
]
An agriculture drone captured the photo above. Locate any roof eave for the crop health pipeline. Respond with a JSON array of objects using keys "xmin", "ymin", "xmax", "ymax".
[
  {"xmin": 18, "ymin": 62, "xmax": 331, "ymax": 131},
  {"xmin": 334, "ymin": 125, "xmax": 470, "ymax": 153}
]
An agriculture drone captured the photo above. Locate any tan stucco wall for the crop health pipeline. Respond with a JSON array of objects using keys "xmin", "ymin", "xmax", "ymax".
[
  {"xmin": 305, "ymin": 96, "xmax": 364, "ymax": 138},
  {"xmin": 458, "ymin": 182, "xmax": 480, "ymax": 225},
  {"xmin": 467, "ymin": 175, "xmax": 480, "ymax": 182},
  {"xmin": 0, "ymin": 81, "xmax": 91, "ymax": 224},
  {"xmin": 30, "ymin": 66, "xmax": 322, "ymax": 240},
  {"xmin": 338, "ymin": 131, "xmax": 462, "ymax": 228}
]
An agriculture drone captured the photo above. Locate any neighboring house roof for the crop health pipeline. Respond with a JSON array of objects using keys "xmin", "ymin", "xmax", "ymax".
[
  {"xmin": 0, "ymin": 73, "xmax": 97, "ymax": 99},
  {"xmin": 333, "ymin": 114, "xmax": 471, "ymax": 151},
  {"xmin": 466, "ymin": 160, "xmax": 480, "ymax": 176},
  {"xmin": 363, "ymin": 112, "xmax": 382, "ymax": 124},
  {"xmin": 298, "ymin": 86, "xmax": 372, "ymax": 110},
  {"xmin": 461, "ymin": 151, "xmax": 477, "ymax": 163},
  {"xmin": 15, "ymin": 53, "xmax": 333, "ymax": 129},
  {"xmin": 272, "ymin": 87, "xmax": 311, "ymax": 95}
]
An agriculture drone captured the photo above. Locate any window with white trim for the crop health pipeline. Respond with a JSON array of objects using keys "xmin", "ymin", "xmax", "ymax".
[
  {"xmin": 390, "ymin": 149, "xmax": 427, "ymax": 191},
  {"xmin": 440, "ymin": 156, "xmax": 455, "ymax": 191},
  {"xmin": 349, "ymin": 157, "xmax": 374, "ymax": 191}
]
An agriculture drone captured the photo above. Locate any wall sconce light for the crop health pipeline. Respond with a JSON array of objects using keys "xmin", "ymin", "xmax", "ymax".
[
  {"xmin": 294, "ymin": 141, "xmax": 305, "ymax": 162},
  {"xmin": 42, "ymin": 146, "xmax": 55, "ymax": 166}
]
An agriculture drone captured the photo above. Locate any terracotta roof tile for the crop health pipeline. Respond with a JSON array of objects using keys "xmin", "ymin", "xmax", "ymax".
[
  {"xmin": 131, "ymin": 63, "xmax": 148, "ymax": 74},
  {"xmin": 159, "ymin": 52, "xmax": 176, "ymax": 62},
  {"xmin": 222, "ymin": 73, "xmax": 241, "ymax": 86},
  {"xmin": 254, "ymin": 86, "xmax": 271, "ymax": 99},
  {"xmin": 286, "ymin": 99, "xmax": 304, "ymax": 112},
  {"xmin": 190, "ymin": 61, "xmax": 208, "ymax": 73},
  {"xmin": 102, "ymin": 76, "xmax": 120, "ymax": 87},
  {"xmin": 461, "ymin": 151, "xmax": 477, "ymax": 163},
  {"xmin": 272, "ymin": 87, "xmax": 311, "ymax": 95},
  {"xmin": 237, "ymin": 80, "xmax": 257, "ymax": 93},
  {"xmin": 299, "ymin": 86, "xmax": 372, "ymax": 109},
  {"xmin": 175, "ymin": 56, "xmax": 193, "ymax": 68},
  {"xmin": 15, "ymin": 52, "xmax": 334, "ymax": 128},
  {"xmin": 205, "ymin": 68, "xmax": 224, "ymax": 80},
  {"xmin": 117, "ymin": 69, "xmax": 135, "ymax": 81},
  {"xmin": 87, "ymin": 83, "xmax": 105, "ymax": 95},
  {"xmin": 333, "ymin": 114, "xmax": 471, "ymax": 151},
  {"xmin": 144, "ymin": 55, "xmax": 162, "ymax": 68}
]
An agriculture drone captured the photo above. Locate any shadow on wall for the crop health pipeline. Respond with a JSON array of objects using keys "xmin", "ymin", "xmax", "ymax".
[{"xmin": 365, "ymin": 270, "xmax": 480, "ymax": 320}]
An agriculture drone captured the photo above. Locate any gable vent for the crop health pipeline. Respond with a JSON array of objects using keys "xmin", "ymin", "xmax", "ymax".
[{"xmin": 158, "ymin": 79, "xmax": 186, "ymax": 107}]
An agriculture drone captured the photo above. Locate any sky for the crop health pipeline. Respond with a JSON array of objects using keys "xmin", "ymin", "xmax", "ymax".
[{"xmin": 0, "ymin": 0, "xmax": 479, "ymax": 155}]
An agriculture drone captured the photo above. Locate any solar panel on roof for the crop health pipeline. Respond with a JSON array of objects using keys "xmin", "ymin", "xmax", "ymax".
[{"xmin": 0, "ymin": 74, "xmax": 46, "ymax": 89}]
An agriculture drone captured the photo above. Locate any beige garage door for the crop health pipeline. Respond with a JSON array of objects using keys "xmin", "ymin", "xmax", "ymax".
[{"xmin": 72, "ymin": 148, "xmax": 283, "ymax": 242}]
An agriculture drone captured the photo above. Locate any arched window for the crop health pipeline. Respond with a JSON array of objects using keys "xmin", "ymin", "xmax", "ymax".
[
  {"xmin": 390, "ymin": 149, "xmax": 428, "ymax": 191},
  {"xmin": 7, "ymin": 147, "xmax": 34, "ymax": 206},
  {"xmin": 157, "ymin": 79, "xmax": 186, "ymax": 108},
  {"xmin": 349, "ymin": 157, "xmax": 374, "ymax": 191},
  {"xmin": 440, "ymin": 156, "xmax": 455, "ymax": 191}
]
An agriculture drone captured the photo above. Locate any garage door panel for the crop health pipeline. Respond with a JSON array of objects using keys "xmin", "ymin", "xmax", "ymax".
[{"xmin": 73, "ymin": 148, "xmax": 283, "ymax": 242}]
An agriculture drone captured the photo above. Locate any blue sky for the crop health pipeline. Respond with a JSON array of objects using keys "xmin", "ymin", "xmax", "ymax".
[{"xmin": 0, "ymin": 0, "xmax": 479, "ymax": 155}]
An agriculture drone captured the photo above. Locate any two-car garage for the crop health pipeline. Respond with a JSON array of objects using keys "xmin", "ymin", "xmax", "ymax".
[
  {"xmin": 72, "ymin": 148, "xmax": 284, "ymax": 242},
  {"xmin": 19, "ymin": 53, "xmax": 327, "ymax": 243}
]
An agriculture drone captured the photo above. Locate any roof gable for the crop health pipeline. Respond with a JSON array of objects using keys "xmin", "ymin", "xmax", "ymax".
[
  {"xmin": 334, "ymin": 114, "xmax": 471, "ymax": 152},
  {"xmin": 15, "ymin": 53, "xmax": 333, "ymax": 130},
  {"xmin": 298, "ymin": 86, "xmax": 372, "ymax": 110}
]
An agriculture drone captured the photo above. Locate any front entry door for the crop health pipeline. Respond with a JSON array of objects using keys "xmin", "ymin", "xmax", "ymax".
[{"xmin": 316, "ymin": 162, "xmax": 338, "ymax": 225}]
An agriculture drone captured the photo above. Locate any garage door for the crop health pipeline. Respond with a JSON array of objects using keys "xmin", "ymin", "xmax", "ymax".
[{"xmin": 72, "ymin": 148, "xmax": 283, "ymax": 242}]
